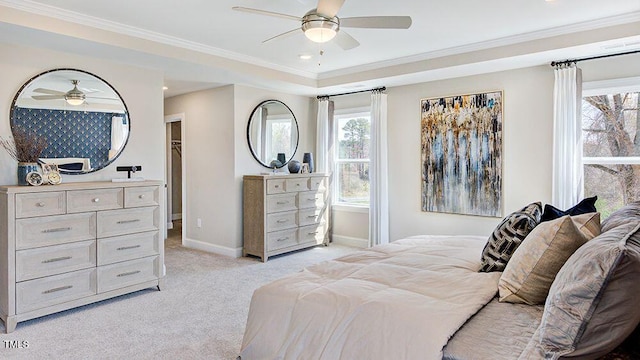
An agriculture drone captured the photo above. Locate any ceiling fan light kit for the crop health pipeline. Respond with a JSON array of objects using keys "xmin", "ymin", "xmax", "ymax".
[
  {"xmin": 64, "ymin": 83, "xmax": 86, "ymax": 106},
  {"xmin": 302, "ymin": 13, "xmax": 339, "ymax": 43},
  {"xmin": 233, "ymin": 0, "xmax": 411, "ymax": 50}
]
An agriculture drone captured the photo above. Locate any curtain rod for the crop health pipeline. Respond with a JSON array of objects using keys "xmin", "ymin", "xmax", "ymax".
[
  {"xmin": 550, "ymin": 49, "xmax": 640, "ymax": 67},
  {"xmin": 317, "ymin": 86, "xmax": 386, "ymax": 100}
]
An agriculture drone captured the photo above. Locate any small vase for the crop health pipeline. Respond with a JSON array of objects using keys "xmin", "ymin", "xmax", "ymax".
[
  {"xmin": 277, "ymin": 153, "xmax": 286, "ymax": 165},
  {"xmin": 17, "ymin": 162, "xmax": 39, "ymax": 186},
  {"xmin": 288, "ymin": 160, "xmax": 301, "ymax": 174},
  {"xmin": 302, "ymin": 153, "xmax": 314, "ymax": 173}
]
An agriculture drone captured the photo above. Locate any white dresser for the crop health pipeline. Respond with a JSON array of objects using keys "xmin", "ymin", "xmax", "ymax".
[
  {"xmin": 243, "ymin": 173, "xmax": 329, "ymax": 262},
  {"xmin": 0, "ymin": 181, "xmax": 164, "ymax": 333}
]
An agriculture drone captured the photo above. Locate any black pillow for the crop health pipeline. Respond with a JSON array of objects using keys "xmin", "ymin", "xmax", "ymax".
[
  {"xmin": 58, "ymin": 162, "xmax": 84, "ymax": 171},
  {"xmin": 540, "ymin": 196, "xmax": 597, "ymax": 222}
]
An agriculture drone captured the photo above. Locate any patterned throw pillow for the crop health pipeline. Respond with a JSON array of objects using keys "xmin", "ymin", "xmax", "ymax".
[
  {"xmin": 479, "ymin": 202, "xmax": 542, "ymax": 272},
  {"xmin": 498, "ymin": 213, "xmax": 601, "ymax": 305}
]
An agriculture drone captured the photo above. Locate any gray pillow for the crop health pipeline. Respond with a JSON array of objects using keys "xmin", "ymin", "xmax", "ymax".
[
  {"xmin": 519, "ymin": 217, "xmax": 640, "ymax": 359},
  {"xmin": 480, "ymin": 202, "xmax": 542, "ymax": 272},
  {"xmin": 601, "ymin": 200, "xmax": 640, "ymax": 233}
]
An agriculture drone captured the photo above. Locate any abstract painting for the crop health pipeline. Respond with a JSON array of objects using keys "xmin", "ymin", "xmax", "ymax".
[{"xmin": 420, "ymin": 91, "xmax": 503, "ymax": 217}]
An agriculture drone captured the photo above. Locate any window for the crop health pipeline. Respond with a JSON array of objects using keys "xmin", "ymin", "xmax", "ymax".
[
  {"xmin": 334, "ymin": 110, "xmax": 371, "ymax": 206},
  {"xmin": 582, "ymin": 78, "xmax": 640, "ymax": 218}
]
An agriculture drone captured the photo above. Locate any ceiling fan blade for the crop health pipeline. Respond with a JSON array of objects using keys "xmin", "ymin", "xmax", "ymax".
[
  {"xmin": 341, "ymin": 16, "xmax": 412, "ymax": 29},
  {"xmin": 33, "ymin": 88, "xmax": 66, "ymax": 95},
  {"xmin": 263, "ymin": 28, "xmax": 301, "ymax": 44},
  {"xmin": 32, "ymin": 95, "xmax": 64, "ymax": 100},
  {"xmin": 232, "ymin": 7, "xmax": 300, "ymax": 21},
  {"xmin": 317, "ymin": 0, "xmax": 344, "ymax": 17},
  {"xmin": 334, "ymin": 30, "xmax": 359, "ymax": 50}
]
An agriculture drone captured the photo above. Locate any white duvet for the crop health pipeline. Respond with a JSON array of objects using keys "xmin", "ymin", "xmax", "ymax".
[{"xmin": 240, "ymin": 235, "xmax": 501, "ymax": 360}]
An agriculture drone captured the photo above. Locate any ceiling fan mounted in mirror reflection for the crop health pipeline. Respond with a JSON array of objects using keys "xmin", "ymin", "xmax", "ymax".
[
  {"xmin": 232, "ymin": 0, "xmax": 412, "ymax": 50},
  {"xmin": 31, "ymin": 80, "xmax": 117, "ymax": 106}
]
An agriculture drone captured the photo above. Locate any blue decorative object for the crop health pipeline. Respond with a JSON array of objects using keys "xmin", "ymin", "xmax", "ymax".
[
  {"xmin": 288, "ymin": 160, "xmax": 301, "ymax": 173},
  {"xmin": 269, "ymin": 160, "xmax": 283, "ymax": 169},
  {"xmin": 302, "ymin": 152, "xmax": 314, "ymax": 173},
  {"xmin": 277, "ymin": 153, "xmax": 286, "ymax": 165},
  {"xmin": 17, "ymin": 162, "xmax": 39, "ymax": 186}
]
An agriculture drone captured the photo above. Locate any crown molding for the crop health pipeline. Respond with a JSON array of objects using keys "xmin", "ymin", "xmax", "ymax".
[
  {"xmin": 0, "ymin": 0, "xmax": 318, "ymax": 79},
  {"xmin": 319, "ymin": 11, "xmax": 640, "ymax": 80}
]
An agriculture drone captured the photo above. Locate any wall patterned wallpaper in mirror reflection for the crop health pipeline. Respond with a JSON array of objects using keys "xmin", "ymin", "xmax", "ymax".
[{"xmin": 12, "ymin": 107, "xmax": 128, "ymax": 171}]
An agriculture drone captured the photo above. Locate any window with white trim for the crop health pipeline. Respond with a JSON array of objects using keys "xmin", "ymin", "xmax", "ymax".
[
  {"xmin": 334, "ymin": 110, "xmax": 371, "ymax": 206},
  {"xmin": 582, "ymin": 78, "xmax": 640, "ymax": 218}
]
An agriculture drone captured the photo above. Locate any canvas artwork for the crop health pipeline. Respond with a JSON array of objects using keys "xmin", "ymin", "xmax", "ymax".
[{"xmin": 420, "ymin": 91, "xmax": 503, "ymax": 217}]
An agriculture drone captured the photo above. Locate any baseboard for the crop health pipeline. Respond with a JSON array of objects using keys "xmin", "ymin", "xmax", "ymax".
[
  {"xmin": 171, "ymin": 213, "xmax": 182, "ymax": 221},
  {"xmin": 332, "ymin": 235, "xmax": 368, "ymax": 248},
  {"xmin": 183, "ymin": 237, "xmax": 243, "ymax": 258}
]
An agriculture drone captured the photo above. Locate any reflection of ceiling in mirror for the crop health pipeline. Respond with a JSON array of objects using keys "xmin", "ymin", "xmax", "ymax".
[{"xmin": 15, "ymin": 70, "xmax": 126, "ymax": 113}]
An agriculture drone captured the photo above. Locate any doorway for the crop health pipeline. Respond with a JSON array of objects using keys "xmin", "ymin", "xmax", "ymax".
[{"xmin": 165, "ymin": 113, "xmax": 186, "ymax": 246}]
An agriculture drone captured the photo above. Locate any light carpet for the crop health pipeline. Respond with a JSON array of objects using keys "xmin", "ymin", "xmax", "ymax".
[{"xmin": 0, "ymin": 224, "xmax": 358, "ymax": 359}]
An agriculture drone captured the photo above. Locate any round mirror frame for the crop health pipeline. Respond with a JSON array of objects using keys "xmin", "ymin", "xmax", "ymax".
[
  {"xmin": 10, "ymin": 68, "xmax": 130, "ymax": 175},
  {"xmin": 246, "ymin": 99, "xmax": 299, "ymax": 169}
]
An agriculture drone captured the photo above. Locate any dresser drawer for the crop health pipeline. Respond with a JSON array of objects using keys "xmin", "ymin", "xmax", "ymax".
[
  {"xmin": 97, "ymin": 256, "xmax": 159, "ymax": 293},
  {"xmin": 16, "ymin": 213, "xmax": 97, "ymax": 250},
  {"xmin": 16, "ymin": 240, "xmax": 96, "ymax": 282},
  {"xmin": 297, "ymin": 191, "xmax": 325, "ymax": 209},
  {"xmin": 308, "ymin": 177, "xmax": 326, "ymax": 191},
  {"xmin": 98, "ymin": 231, "xmax": 159, "ymax": 266},
  {"xmin": 97, "ymin": 207, "xmax": 158, "ymax": 238},
  {"xmin": 267, "ymin": 193, "xmax": 297, "ymax": 213},
  {"xmin": 266, "ymin": 211, "xmax": 297, "ymax": 232},
  {"xmin": 267, "ymin": 228, "xmax": 298, "ymax": 251},
  {"xmin": 16, "ymin": 268, "xmax": 97, "ymax": 313},
  {"xmin": 16, "ymin": 192, "xmax": 66, "ymax": 218},
  {"xmin": 298, "ymin": 223, "xmax": 327, "ymax": 244},
  {"xmin": 298, "ymin": 208, "xmax": 324, "ymax": 226},
  {"xmin": 266, "ymin": 179, "xmax": 285, "ymax": 194},
  {"xmin": 124, "ymin": 186, "xmax": 159, "ymax": 208},
  {"xmin": 67, "ymin": 188, "xmax": 124, "ymax": 213},
  {"xmin": 286, "ymin": 178, "xmax": 308, "ymax": 192}
]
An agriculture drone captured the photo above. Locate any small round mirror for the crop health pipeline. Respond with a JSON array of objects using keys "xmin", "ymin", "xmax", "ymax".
[
  {"xmin": 10, "ymin": 68, "xmax": 130, "ymax": 175},
  {"xmin": 247, "ymin": 100, "xmax": 299, "ymax": 168}
]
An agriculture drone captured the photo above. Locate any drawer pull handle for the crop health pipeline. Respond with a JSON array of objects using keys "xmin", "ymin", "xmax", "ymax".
[
  {"xmin": 42, "ymin": 227, "xmax": 71, "ymax": 233},
  {"xmin": 43, "ymin": 285, "xmax": 73, "ymax": 294},
  {"xmin": 92, "ymin": 198, "xmax": 100, "ymax": 203},
  {"xmin": 308, "ymin": 198, "xmax": 318, "ymax": 201},
  {"xmin": 276, "ymin": 201, "xmax": 290, "ymax": 204},
  {"xmin": 274, "ymin": 185, "xmax": 279, "ymax": 188},
  {"xmin": 276, "ymin": 219, "xmax": 289, "ymax": 223},
  {"xmin": 307, "ymin": 215, "xmax": 317, "ymax": 218},
  {"xmin": 277, "ymin": 237, "xmax": 289, "ymax": 242},
  {"xmin": 117, "ymin": 270, "xmax": 141, "ymax": 277},
  {"xmin": 308, "ymin": 231, "xmax": 319, "ymax": 235},
  {"xmin": 117, "ymin": 245, "xmax": 141, "ymax": 251},
  {"xmin": 42, "ymin": 256, "xmax": 72, "ymax": 264},
  {"xmin": 36, "ymin": 202, "xmax": 46, "ymax": 207},
  {"xmin": 138, "ymin": 194, "xmax": 145, "ymax": 199},
  {"xmin": 117, "ymin": 219, "xmax": 141, "ymax": 224}
]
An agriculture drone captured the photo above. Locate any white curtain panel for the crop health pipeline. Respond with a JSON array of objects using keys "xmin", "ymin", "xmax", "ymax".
[
  {"xmin": 369, "ymin": 91, "xmax": 390, "ymax": 247},
  {"xmin": 552, "ymin": 64, "xmax": 584, "ymax": 209},
  {"xmin": 316, "ymin": 98, "xmax": 330, "ymax": 173},
  {"xmin": 109, "ymin": 116, "xmax": 127, "ymax": 159}
]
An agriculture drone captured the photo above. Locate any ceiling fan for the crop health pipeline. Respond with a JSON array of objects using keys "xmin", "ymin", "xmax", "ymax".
[
  {"xmin": 32, "ymin": 80, "xmax": 111, "ymax": 106},
  {"xmin": 232, "ymin": 0, "xmax": 412, "ymax": 50}
]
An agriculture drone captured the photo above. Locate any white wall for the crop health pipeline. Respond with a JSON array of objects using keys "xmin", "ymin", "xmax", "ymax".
[
  {"xmin": 164, "ymin": 84, "xmax": 315, "ymax": 255},
  {"xmin": 0, "ymin": 42, "xmax": 165, "ymax": 184}
]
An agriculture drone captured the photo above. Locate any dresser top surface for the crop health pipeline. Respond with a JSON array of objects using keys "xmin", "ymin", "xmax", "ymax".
[
  {"xmin": 0, "ymin": 180, "xmax": 162, "ymax": 194},
  {"xmin": 244, "ymin": 173, "xmax": 327, "ymax": 180}
]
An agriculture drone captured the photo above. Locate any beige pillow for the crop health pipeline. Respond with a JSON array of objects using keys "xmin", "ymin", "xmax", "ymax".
[{"xmin": 498, "ymin": 212, "xmax": 601, "ymax": 305}]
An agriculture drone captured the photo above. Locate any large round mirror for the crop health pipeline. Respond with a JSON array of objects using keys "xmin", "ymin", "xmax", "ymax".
[
  {"xmin": 10, "ymin": 68, "xmax": 130, "ymax": 175},
  {"xmin": 247, "ymin": 100, "xmax": 299, "ymax": 168}
]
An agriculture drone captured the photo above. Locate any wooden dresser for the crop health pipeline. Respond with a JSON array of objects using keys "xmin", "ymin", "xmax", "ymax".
[
  {"xmin": 243, "ymin": 173, "xmax": 329, "ymax": 262},
  {"xmin": 0, "ymin": 181, "xmax": 164, "ymax": 333}
]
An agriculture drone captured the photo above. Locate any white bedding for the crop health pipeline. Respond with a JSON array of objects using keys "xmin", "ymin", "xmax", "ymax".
[{"xmin": 240, "ymin": 235, "xmax": 501, "ymax": 360}]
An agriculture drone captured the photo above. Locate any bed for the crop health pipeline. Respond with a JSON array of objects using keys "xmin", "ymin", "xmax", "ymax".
[{"xmin": 239, "ymin": 201, "xmax": 640, "ymax": 360}]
